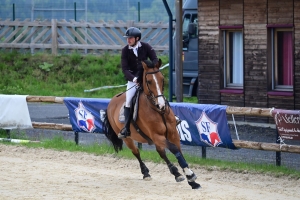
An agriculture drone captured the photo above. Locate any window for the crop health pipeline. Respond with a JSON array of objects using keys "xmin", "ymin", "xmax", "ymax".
[
  {"xmin": 271, "ymin": 28, "xmax": 293, "ymax": 91},
  {"xmin": 223, "ymin": 30, "xmax": 243, "ymax": 88}
]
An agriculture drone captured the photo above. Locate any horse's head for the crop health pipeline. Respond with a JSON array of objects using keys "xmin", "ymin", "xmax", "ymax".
[{"xmin": 142, "ymin": 59, "xmax": 166, "ymax": 110}]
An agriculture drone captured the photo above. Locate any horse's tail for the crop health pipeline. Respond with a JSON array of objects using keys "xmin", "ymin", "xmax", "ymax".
[{"xmin": 102, "ymin": 109, "xmax": 123, "ymax": 153}]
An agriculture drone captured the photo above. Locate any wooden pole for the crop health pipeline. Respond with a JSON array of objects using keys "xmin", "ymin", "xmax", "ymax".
[
  {"xmin": 175, "ymin": 0, "xmax": 183, "ymax": 102},
  {"xmin": 26, "ymin": 96, "xmax": 64, "ymax": 103},
  {"xmin": 51, "ymin": 19, "xmax": 58, "ymax": 55},
  {"xmin": 226, "ymin": 106, "xmax": 272, "ymax": 117},
  {"xmin": 232, "ymin": 139, "xmax": 300, "ymax": 154},
  {"xmin": 28, "ymin": 122, "xmax": 300, "ymax": 154},
  {"xmin": 32, "ymin": 122, "xmax": 72, "ymax": 131}
]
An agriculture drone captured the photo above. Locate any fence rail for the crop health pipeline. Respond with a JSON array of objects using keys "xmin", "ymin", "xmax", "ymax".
[
  {"xmin": 26, "ymin": 95, "xmax": 300, "ymax": 154},
  {"xmin": 0, "ymin": 19, "xmax": 174, "ymax": 54}
]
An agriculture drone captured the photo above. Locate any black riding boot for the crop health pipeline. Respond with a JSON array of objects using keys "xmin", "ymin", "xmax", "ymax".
[{"xmin": 118, "ymin": 107, "xmax": 131, "ymax": 139}]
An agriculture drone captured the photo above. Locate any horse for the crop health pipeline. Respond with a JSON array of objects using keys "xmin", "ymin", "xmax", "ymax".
[{"xmin": 102, "ymin": 58, "xmax": 201, "ymax": 189}]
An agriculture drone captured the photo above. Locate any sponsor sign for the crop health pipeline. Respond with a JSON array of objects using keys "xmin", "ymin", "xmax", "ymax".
[{"xmin": 272, "ymin": 109, "xmax": 300, "ymax": 140}]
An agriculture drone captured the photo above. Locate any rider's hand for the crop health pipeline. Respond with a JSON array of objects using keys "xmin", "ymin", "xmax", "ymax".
[{"xmin": 133, "ymin": 77, "xmax": 138, "ymax": 83}]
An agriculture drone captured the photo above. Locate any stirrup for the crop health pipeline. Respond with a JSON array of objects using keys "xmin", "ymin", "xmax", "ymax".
[{"xmin": 118, "ymin": 128, "xmax": 130, "ymax": 139}]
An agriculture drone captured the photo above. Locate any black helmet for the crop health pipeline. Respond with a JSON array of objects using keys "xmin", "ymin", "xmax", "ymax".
[{"xmin": 123, "ymin": 27, "xmax": 141, "ymax": 41}]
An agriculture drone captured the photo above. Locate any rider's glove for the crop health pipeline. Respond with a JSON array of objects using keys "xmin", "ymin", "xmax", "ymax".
[{"xmin": 133, "ymin": 77, "xmax": 138, "ymax": 83}]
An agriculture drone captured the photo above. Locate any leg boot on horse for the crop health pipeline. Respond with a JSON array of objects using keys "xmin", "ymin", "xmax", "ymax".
[{"xmin": 118, "ymin": 106, "xmax": 131, "ymax": 139}]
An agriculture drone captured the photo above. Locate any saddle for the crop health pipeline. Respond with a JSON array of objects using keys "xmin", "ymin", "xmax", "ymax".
[
  {"xmin": 118, "ymin": 90, "xmax": 139, "ymax": 123},
  {"xmin": 118, "ymin": 88, "xmax": 153, "ymax": 145}
]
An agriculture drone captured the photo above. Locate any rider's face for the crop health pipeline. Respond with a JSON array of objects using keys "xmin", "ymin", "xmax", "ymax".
[{"xmin": 127, "ymin": 37, "xmax": 138, "ymax": 46}]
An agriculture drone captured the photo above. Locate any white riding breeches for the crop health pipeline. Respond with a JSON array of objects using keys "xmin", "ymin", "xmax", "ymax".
[{"xmin": 125, "ymin": 81, "xmax": 137, "ymax": 108}]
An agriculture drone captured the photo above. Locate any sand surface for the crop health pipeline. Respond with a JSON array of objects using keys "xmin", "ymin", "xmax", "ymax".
[{"xmin": 0, "ymin": 144, "xmax": 299, "ymax": 200}]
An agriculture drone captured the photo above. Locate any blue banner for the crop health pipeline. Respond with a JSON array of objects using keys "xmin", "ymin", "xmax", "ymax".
[
  {"xmin": 171, "ymin": 102, "xmax": 235, "ymax": 149},
  {"xmin": 64, "ymin": 98, "xmax": 236, "ymax": 149},
  {"xmin": 64, "ymin": 97, "xmax": 110, "ymax": 133}
]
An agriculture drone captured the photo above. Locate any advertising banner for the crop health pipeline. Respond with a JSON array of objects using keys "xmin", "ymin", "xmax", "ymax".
[
  {"xmin": 64, "ymin": 98, "xmax": 236, "ymax": 149},
  {"xmin": 171, "ymin": 102, "xmax": 236, "ymax": 149}
]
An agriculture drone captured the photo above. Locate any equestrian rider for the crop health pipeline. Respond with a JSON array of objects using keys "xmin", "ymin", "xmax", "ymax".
[{"xmin": 118, "ymin": 27, "xmax": 158, "ymax": 139}]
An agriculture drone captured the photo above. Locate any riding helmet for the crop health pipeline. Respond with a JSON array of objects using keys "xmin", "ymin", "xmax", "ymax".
[{"xmin": 123, "ymin": 27, "xmax": 141, "ymax": 41}]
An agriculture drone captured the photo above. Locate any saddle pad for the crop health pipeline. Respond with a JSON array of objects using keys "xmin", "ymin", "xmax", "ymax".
[
  {"xmin": 118, "ymin": 94, "xmax": 140, "ymax": 123},
  {"xmin": 118, "ymin": 104, "xmax": 125, "ymax": 123}
]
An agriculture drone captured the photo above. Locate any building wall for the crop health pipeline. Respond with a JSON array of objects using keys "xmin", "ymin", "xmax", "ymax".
[
  {"xmin": 198, "ymin": 0, "xmax": 299, "ymax": 123},
  {"xmin": 198, "ymin": 0, "xmax": 220, "ymax": 105},
  {"xmin": 295, "ymin": 1, "xmax": 300, "ymax": 110}
]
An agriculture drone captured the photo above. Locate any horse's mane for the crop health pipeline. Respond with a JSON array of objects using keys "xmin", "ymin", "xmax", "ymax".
[{"xmin": 143, "ymin": 60, "xmax": 155, "ymax": 68}]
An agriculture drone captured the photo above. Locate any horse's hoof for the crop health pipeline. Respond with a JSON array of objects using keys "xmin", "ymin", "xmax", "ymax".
[
  {"xmin": 175, "ymin": 175, "xmax": 185, "ymax": 182},
  {"xmin": 186, "ymin": 173, "xmax": 197, "ymax": 182},
  {"xmin": 143, "ymin": 176, "xmax": 152, "ymax": 181},
  {"xmin": 188, "ymin": 181, "xmax": 201, "ymax": 189}
]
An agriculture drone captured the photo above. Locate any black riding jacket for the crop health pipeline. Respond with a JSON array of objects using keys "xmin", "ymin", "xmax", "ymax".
[{"xmin": 121, "ymin": 42, "xmax": 158, "ymax": 83}]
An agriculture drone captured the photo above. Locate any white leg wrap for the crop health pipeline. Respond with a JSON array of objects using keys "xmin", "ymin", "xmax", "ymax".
[{"xmin": 183, "ymin": 167, "xmax": 193, "ymax": 176}]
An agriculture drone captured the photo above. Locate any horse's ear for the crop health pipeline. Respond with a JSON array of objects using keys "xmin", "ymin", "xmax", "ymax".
[{"xmin": 156, "ymin": 58, "xmax": 162, "ymax": 69}]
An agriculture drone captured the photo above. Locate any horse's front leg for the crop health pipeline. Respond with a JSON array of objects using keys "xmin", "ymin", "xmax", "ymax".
[
  {"xmin": 166, "ymin": 140, "xmax": 201, "ymax": 189},
  {"xmin": 155, "ymin": 146, "xmax": 185, "ymax": 182},
  {"xmin": 123, "ymin": 139, "xmax": 151, "ymax": 180}
]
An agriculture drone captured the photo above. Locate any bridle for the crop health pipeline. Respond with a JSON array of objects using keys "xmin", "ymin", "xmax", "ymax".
[{"xmin": 144, "ymin": 69, "xmax": 168, "ymax": 114}]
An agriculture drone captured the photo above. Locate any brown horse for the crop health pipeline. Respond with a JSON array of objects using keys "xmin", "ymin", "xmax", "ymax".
[{"xmin": 102, "ymin": 59, "xmax": 201, "ymax": 189}]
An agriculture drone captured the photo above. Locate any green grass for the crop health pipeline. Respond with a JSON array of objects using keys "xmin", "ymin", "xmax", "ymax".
[{"xmin": 0, "ymin": 50, "xmax": 197, "ymax": 102}]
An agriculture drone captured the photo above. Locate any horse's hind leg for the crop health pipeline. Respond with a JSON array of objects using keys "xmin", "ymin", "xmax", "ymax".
[
  {"xmin": 166, "ymin": 140, "xmax": 201, "ymax": 189},
  {"xmin": 123, "ymin": 139, "xmax": 151, "ymax": 180},
  {"xmin": 155, "ymin": 146, "xmax": 185, "ymax": 182}
]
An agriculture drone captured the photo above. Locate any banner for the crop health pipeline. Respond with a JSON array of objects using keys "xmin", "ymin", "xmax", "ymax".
[
  {"xmin": 272, "ymin": 109, "xmax": 300, "ymax": 140},
  {"xmin": 171, "ymin": 102, "xmax": 235, "ymax": 149},
  {"xmin": 64, "ymin": 98, "xmax": 236, "ymax": 149},
  {"xmin": 64, "ymin": 97, "xmax": 110, "ymax": 133}
]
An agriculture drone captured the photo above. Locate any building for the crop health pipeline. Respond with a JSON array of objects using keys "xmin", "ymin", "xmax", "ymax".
[{"xmin": 197, "ymin": 0, "xmax": 300, "ymax": 123}]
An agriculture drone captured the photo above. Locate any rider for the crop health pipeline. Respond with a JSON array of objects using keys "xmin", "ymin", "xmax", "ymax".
[{"xmin": 118, "ymin": 27, "xmax": 158, "ymax": 139}]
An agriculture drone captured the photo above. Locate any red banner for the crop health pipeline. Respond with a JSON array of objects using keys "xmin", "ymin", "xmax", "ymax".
[{"xmin": 272, "ymin": 109, "xmax": 300, "ymax": 140}]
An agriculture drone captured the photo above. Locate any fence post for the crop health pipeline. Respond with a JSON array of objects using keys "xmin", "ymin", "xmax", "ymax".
[
  {"xmin": 6, "ymin": 129, "xmax": 11, "ymax": 139},
  {"xmin": 74, "ymin": 132, "xmax": 79, "ymax": 145},
  {"xmin": 276, "ymin": 129, "xmax": 281, "ymax": 166},
  {"xmin": 202, "ymin": 146, "xmax": 206, "ymax": 158},
  {"xmin": 51, "ymin": 19, "xmax": 58, "ymax": 55},
  {"xmin": 74, "ymin": 2, "xmax": 77, "ymax": 43},
  {"xmin": 13, "ymin": 4, "xmax": 15, "ymax": 40}
]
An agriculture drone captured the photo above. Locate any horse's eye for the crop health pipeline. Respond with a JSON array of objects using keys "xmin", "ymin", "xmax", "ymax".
[{"xmin": 147, "ymin": 80, "xmax": 151, "ymax": 84}]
